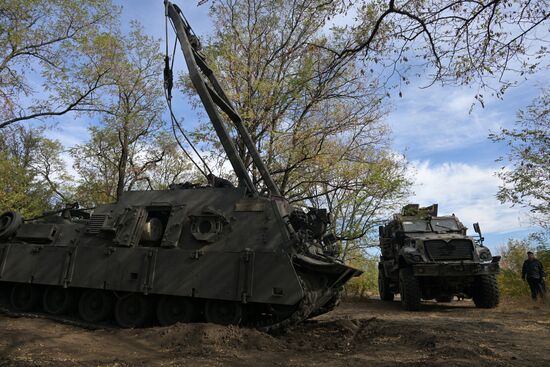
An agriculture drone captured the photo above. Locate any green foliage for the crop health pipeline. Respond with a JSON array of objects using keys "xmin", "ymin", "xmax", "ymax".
[
  {"xmin": 1, "ymin": 2, "xmax": 194, "ymax": 210},
  {"xmin": 343, "ymin": 248, "xmax": 379, "ymax": 297},
  {"xmin": 0, "ymin": 0, "xmax": 119, "ymax": 128},
  {"xmin": 182, "ymin": 0, "xmax": 411, "ymax": 250},
  {"xmin": 0, "ymin": 125, "xmax": 68, "ymax": 217},
  {"xmin": 498, "ymin": 235, "xmax": 550, "ymax": 298},
  {"xmin": 490, "ymin": 90, "xmax": 550, "ymax": 229},
  {"xmin": 0, "ymin": 154, "xmax": 46, "ymax": 217},
  {"xmin": 69, "ymin": 23, "xmax": 173, "ymax": 205},
  {"xmin": 344, "ymin": 0, "xmax": 548, "ymax": 102}
]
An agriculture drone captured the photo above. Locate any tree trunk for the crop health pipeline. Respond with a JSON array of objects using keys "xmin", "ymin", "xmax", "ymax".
[{"xmin": 116, "ymin": 127, "xmax": 129, "ymax": 201}]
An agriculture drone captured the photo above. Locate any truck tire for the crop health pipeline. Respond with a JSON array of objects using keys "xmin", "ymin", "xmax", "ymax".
[
  {"xmin": 378, "ymin": 270, "xmax": 394, "ymax": 301},
  {"xmin": 472, "ymin": 274, "xmax": 500, "ymax": 308},
  {"xmin": 399, "ymin": 267, "xmax": 421, "ymax": 311}
]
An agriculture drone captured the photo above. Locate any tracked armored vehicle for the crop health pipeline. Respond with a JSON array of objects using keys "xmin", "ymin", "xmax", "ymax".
[
  {"xmin": 0, "ymin": 1, "xmax": 361, "ymax": 329},
  {"xmin": 378, "ymin": 204, "xmax": 500, "ymax": 310}
]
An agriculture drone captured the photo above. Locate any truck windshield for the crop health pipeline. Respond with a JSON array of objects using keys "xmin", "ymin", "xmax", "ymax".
[
  {"xmin": 431, "ymin": 218, "xmax": 460, "ymax": 231},
  {"xmin": 402, "ymin": 220, "xmax": 431, "ymax": 232},
  {"xmin": 402, "ymin": 218, "xmax": 460, "ymax": 232}
]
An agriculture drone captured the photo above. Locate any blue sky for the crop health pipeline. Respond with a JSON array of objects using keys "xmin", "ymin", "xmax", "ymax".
[
  {"xmin": 388, "ymin": 75, "xmax": 549, "ymax": 252},
  {"xmin": 41, "ymin": 0, "xmax": 547, "ymax": 253}
]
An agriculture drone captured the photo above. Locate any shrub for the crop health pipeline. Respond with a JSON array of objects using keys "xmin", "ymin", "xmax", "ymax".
[
  {"xmin": 343, "ymin": 251, "xmax": 379, "ymax": 297},
  {"xmin": 498, "ymin": 236, "xmax": 549, "ymax": 298}
]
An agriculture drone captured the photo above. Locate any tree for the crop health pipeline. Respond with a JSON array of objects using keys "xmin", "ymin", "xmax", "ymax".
[
  {"xmin": 0, "ymin": 0, "xmax": 119, "ymax": 129},
  {"xmin": 144, "ymin": 132, "xmax": 197, "ymax": 190},
  {"xmin": 325, "ymin": 0, "xmax": 549, "ymax": 103},
  {"xmin": 181, "ymin": 0, "xmax": 410, "ymax": 220},
  {"xmin": 342, "ymin": 247, "xmax": 379, "ymax": 297},
  {"xmin": 177, "ymin": 0, "xmax": 411, "ymax": 258},
  {"xmin": 71, "ymin": 129, "xmax": 192, "ymax": 206},
  {"xmin": 0, "ymin": 124, "xmax": 70, "ymax": 217},
  {"xmin": 314, "ymin": 151, "xmax": 411, "ymax": 259},
  {"xmin": 70, "ymin": 24, "xmax": 186, "ymax": 205},
  {"xmin": 490, "ymin": 89, "xmax": 549, "ymax": 229}
]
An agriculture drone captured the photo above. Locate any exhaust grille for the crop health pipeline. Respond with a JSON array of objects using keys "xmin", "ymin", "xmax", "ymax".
[
  {"xmin": 424, "ymin": 239, "xmax": 473, "ymax": 261},
  {"xmin": 86, "ymin": 214, "xmax": 107, "ymax": 234}
]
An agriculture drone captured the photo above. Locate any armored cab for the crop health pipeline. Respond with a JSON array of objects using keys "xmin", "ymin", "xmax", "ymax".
[
  {"xmin": 0, "ymin": 1, "xmax": 361, "ymax": 329},
  {"xmin": 378, "ymin": 204, "xmax": 500, "ymax": 310}
]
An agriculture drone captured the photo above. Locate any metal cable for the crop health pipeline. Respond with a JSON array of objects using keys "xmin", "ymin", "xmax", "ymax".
[
  {"xmin": 163, "ymin": 13, "xmax": 213, "ymax": 180},
  {"xmin": 164, "ymin": 89, "xmax": 211, "ymax": 179}
]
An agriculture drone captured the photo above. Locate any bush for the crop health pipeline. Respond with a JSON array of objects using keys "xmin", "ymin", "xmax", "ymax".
[
  {"xmin": 343, "ymin": 251, "xmax": 379, "ymax": 297},
  {"xmin": 498, "ymin": 235, "xmax": 549, "ymax": 298}
]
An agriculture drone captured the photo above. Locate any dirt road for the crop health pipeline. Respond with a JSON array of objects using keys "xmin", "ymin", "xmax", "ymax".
[{"xmin": 1, "ymin": 298, "xmax": 549, "ymax": 367}]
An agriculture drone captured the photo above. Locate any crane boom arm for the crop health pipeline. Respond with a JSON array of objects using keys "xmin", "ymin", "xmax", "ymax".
[{"xmin": 165, "ymin": 1, "xmax": 281, "ymax": 196}]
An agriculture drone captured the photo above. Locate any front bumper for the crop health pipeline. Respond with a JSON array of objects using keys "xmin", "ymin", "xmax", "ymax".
[{"xmin": 412, "ymin": 261, "xmax": 500, "ymax": 277}]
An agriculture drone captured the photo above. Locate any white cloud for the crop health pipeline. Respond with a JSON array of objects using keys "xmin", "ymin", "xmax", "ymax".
[
  {"xmin": 59, "ymin": 151, "xmax": 78, "ymax": 180},
  {"xmin": 447, "ymin": 92, "xmax": 475, "ymax": 113},
  {"xmin": 387, "ymin": 86, "xmax": 506, "ymax": 153},
  {"xmin": 410, "ymin": 160, "xmax": 532, "ymax": 234},
  {"xmin": 386, "ymin": 74, "xmax": 550, "ymax": 156},
  {"xmin": 45, "ymin": 122, "xmax": 90, "ymax": 148}
]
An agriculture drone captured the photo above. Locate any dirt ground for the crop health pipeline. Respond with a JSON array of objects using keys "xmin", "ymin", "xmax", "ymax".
[{"xmin": 1, "ymin": 298, "xmax": 549, "ymax": 367}]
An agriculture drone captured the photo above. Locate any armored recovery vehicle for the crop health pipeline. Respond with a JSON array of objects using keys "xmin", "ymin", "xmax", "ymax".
[
  {"xmin": 378, "ymin": 204, "xmax": 500, "ymax": 310},
  {"xmin": 0, "ymin": 1, "xmax": 361, "ymax": 329}
]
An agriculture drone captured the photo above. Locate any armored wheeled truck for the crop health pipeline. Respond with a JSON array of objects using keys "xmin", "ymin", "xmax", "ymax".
[
  {"xmin": 378, "ymin": 204, "xmax": 500, "ymax": 310},
  {"xmin": 0, "ymin": 1, "xmax": 361, "ymax": 329}
]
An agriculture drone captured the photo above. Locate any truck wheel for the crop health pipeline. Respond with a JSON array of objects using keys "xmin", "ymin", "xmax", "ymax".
[
  {"xmin": 399, "ymin": 267, "xmax": 421, "ymax": 311},
  {"xmin": 378, "ymin": 270, "xmax": 394, "ymax": 301},
  {"xmin": 473, "ymin": 274, "xmax": 500, "ymax": 308}
]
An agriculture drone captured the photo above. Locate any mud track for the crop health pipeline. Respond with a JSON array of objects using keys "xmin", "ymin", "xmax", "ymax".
[{"xmin": 1, "ymin": 298, "xmax": 549, "ymax": 366}]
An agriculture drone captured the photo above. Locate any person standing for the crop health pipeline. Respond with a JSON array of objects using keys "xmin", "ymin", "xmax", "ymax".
[{"xmin": 522, "ymin": 251, "xmax": 546, "ymax": 301}]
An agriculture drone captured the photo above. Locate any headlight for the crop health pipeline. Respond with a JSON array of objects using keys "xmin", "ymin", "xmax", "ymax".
[
  {"xmin": 412, "ymin": 254, "xmax": 424, "ymax": 262},
  {"xmin": 405, "ymin": 252, "xmax": 424, "ymax": 262},
  {"xmin": 479, "ymin": 250, "xmax": 492, "ymax": 261}
]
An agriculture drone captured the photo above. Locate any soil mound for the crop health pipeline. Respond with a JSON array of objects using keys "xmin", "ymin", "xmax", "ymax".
[
  {"xmin": 1, "ymin": 299, "xmax": 550, "ymax": 366},
  {"xmin": 127, "ymin": 322, "xmax": 284, "ymax": 357}
]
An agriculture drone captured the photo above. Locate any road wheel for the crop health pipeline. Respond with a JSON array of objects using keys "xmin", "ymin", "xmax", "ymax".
[
  {"xmin": 204, "ymin": 300, "xmax": 242, "ymax": 325},
  {"xmin": 399, "ymin": 267, "xmax": 421, "ymax": 311},
  {"xmin": 43, "ymin": 287, "xmax": 74, "ymax": 315},
  {"xmin": 10, "ymin": 283, "xmax": 40, "ymax": 312},
  {"xmin": 435, "ymin": 296, "xmax": 453, "ymax": 303},
  {"xmin": 156, "ymin": 296, "xmax": 199, "ymax": 326},
  {"xmin": 114, "ymin": 294, "xmax": 151, "ymax": 328},
  {"xmin": 0, "ymin": 283, "xmax": 8, "ymax": 306},
  {"xmin": 378, "ymin": 270, "xmax": 395, "ymax": 301},
  {"xmin": 472, "ymin": 274, "xmax": 500, "ymax": 308},
  {"xmin": 78, "ymin": 289, "xmax": 112, "ymax": 323}
]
